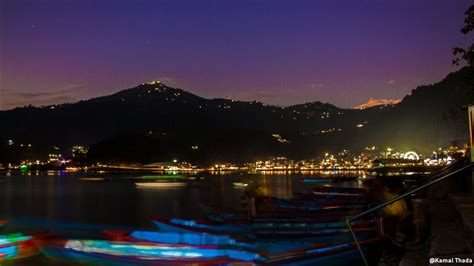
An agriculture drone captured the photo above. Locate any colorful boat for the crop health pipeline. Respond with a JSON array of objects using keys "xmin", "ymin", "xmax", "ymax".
[
  {"xmin": 0, "ymin": 233, "xmax": 40, "ymax": 262},
  {"xmin": 151, "ymin": 216, "xmax": 379, "ymax": 242},
  {"xmin": 246, "ymin": 197, "xmax": 367, "ymax": 218},
  {"xmin": 0, "ymin": 219, "xmax": 7, "ymax": 229},
  {"xmin": 254, "ymin": 195, "xmax": 367, "ymax": 210},
  {"xmin": 41, "ymin": 239, "xmax": 262, "ymax": 265},
  {"xmin": 301, "ymin": 178, "xmax": 330, "ymax": 183},
  {"xmin": 152, "ymin": 216, "xmax": 250, "ymax": 234},
  {"xmin": 263, "ymin": 238, "xmax": 381, "ymax": 265},
  {"xmin": 104, "ymin": 230, "xmax": 318, "ymax": 253},
  {"xmin": 200, "ymin": 202, "xmax": 369, "ymax": 225},
  {"xmin": 41, "ymin": 237, "xmax": 381, "ymax": 265}
]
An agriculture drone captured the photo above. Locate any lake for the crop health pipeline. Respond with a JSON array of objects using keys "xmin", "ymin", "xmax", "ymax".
[
  {"xmin": 0, "ymin": 171, "xmax": 365, "ymax": 228},
  {"xmin": 0, "ymin": 170, "xmax": 368, "ymax": 265}
]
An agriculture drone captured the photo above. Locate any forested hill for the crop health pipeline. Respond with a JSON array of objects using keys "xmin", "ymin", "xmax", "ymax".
[{"xmin": 0, "ymin": 67, "xmax": 472, "ymax": 164}]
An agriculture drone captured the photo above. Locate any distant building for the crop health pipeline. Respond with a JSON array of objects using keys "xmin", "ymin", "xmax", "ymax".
[
  {"xmin": 372, "ymin": 158, "xmax": 422, "ymax": 167},
  {"xmin": 72, "ymin": 146, "xmax": 88, "ymax": 159},
  {"xmin": 48, "ymin": 153, "xmax": 61, "ymax": 163}
]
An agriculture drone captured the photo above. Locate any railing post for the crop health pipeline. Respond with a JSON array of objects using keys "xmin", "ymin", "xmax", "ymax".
[
  {"xmin": 346, "ymin": 217, "xmax": 369, "ymax": 266},
  {"xmin": 345, "ymin": 162, "xmax": 473, "ymax": 266}
]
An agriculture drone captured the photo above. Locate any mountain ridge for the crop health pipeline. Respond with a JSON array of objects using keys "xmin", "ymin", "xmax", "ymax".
[{"xmin": 0, "ymin": 67, "xmax": 472, "ymax": 164}]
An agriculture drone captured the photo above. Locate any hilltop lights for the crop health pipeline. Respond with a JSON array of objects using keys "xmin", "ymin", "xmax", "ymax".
[
  {"xmin": 271, "ymin": 134, "xmax": 290, "ymax": 143},
  {"xmin": 145, "ymin": 81, "xmax": 161, "ymax": 85}
]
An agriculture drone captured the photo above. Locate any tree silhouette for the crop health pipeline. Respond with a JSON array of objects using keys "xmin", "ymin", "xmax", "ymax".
[{"xmin": 453, "ymin": 5, "xmax": 474, "ymax": 66}]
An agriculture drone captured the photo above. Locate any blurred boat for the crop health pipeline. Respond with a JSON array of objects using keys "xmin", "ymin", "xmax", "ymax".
[
  {"xmin": 41, "ymin": 239, "xmax": 261, "ymax": 264},
  {"xmin": 312, "ymin": 186, "xmax": 366, "ymax": 197},
  {"xmin": 151, "ymin": 216, "xmax": 378, "ymax": 242},
  {"xmin": 201, "ymin": 204, "xmax": 353, "ymax": 223},
  {"xmin": 301, "ymin": 175, "xmax": 358, "ymax": 183},
  {"xmin": 103, "ymin": 230, "xmax": 317, "ymax": 252},
  {"xmin": 0, "ymin": 233, "xmax": 40, "ymax": 262},
  {"xmin": 233, "ymin": 182, "xmax": 249, "ymax": 187},
  {"xmin": 40, "ymin": 237, "xmax": 381, "ymax": 265},
  {"xmin": 263, "ymin": 238, "xmax": 381, "ymax": 265},
  {"xmin": 245, "ymin": 196, "xmax": 367, "ymax": 218},
  {"xmin": 135, "ymin": 182, "xmax": 187, "ymax": 188},
  {"xmin": 0, "ymin": 219, "xmax": 7, "ymax": 229},
  {"xmin": 152, "ymin": 216, "xmax": 249, "ymax": 234},
  {"xmin": 79, "ymin": 177, "xmax": 106, "ymax": 182},
  {"xmin": 140, "ymin": 174, "xmax": 185, "ymax": 180},
  {"xmin": 301, "ymin": 178, "xmax": 329, "ymax": 183}
]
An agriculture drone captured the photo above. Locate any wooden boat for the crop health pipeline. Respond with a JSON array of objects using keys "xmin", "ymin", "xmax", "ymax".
[
  {"xmin": 301, "ymin": 178, "xmax": 330, "ymax": 183},
  {"xmin": 104, "ymin": 230, "xmax": 243, "ymax": 246},
  {"xmin": 79, "ymin": 177, "xmax": 106, "ymax": 182},
  {"xmin": 140, "ymin": 174, "xmax": 185, "ymax": 180},
  {"xmin": 200, "ymin": 203, "xmax": 366, "ymax": 224},
  {"xmin": 0, "ymin": 233, "xmax": 40, "ymax": 262},
  {"xmin": 40, "ymin": 237, "xmax": 381, "ymax": 265},
  {"xmin": 255, "ymin": 195, "xmax": 367, "ymax": 209},
  {"xmin": 152, "ymin": 216, "xmax": 250, "ymax": 234},
  {"xmin": 103, "ymin": 230, "xmax": 319, "ymax": 253},
  {"xmin": 151, "ymin": 216, "xmax": 379, "ymax": 242},
  {"xmin": 0, "ymin": 219, "xmax": 7, "ymax": 229},
  {"xmin": 201, "ymin": 201, "xmax": 366, "ymax": 223},
  {"xmin": 135, "ymin": 182, "xmax": 187, "ymax": 188},
  {"xmin": 41, "ymin": 239, "xmax": 261, "ymax": 265},
  {"xmin": 264, "ymin": 238, "xmax": 381, "ymax": 265},
  {"xmin": 246, "ymin": 198, "xmax": 367, "ymax": 218},
  {"xmin": 301, "ymin": 175, "xmax": 358, "ymax": 183},
  {"xmin": 233, "ymin": 182, "xmax": 249, "ymax": 187},
  {"xmin": 312, "ymin": 186, "xmax": 366, "ymax": 196}
]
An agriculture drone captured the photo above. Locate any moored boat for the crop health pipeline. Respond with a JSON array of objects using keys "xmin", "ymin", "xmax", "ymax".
[
  {"xmin": 151, "ymin": 216, "xmax": 380, "ymax": 242},
  {"xmin": 135, "ymin": 182, "xmax": 187, "ymax": 188},
  {"xmin": 79, "ymin": 177, "xmax": 107, "ymax": 182},
  {"xmin": 301, "ymin": 178, "xmax": 330, "ymax": 183},
  {"xmin": 40, "ymin": 237, "xmax": 382, "ymax": 265},
  {"xmin": 0, "ymin": 219, "xmax": 7, "ymax": 229},
  {"xmin": 0, "ymin": 233, "xmax": 40, "ymax": 262},
  {"xmin": 104, "ymin": 230, "xmax": 319, "ymax": 253},
  {"xmin": 41, "ymin": 239, "xmax": 262, "ymax": 265},
  {"xmin": 233, "ymin": 182, "xmax": 249, "ymax": 187},
  {"xmin": 312, "ymin": 186, "xmax": 366, "ymax": 196},
  {"xmin": 246, "ymin": 197, "xmax": 367, "ymax": 218}
]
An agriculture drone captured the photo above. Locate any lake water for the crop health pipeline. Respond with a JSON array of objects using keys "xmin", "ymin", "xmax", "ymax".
[
  {"xmin": 0, "ymin": 170, "xmax": 367, "ymax": 265},
  {"xmin": 0, "ymin": 171, "xmax": 364, "ymax": 228}
]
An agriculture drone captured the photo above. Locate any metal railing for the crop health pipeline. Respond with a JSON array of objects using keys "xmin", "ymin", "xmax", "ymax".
[{"xmin": 345, "ymin": 162, "xmax": 474, "ymax": 266}]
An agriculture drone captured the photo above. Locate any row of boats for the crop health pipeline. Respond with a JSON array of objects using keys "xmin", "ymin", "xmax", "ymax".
[{"xmin": 1, "ymin": 186, "xmax": 382, "ymax": 265}]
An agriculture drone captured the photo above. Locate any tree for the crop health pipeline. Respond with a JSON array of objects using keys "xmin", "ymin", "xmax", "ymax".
[{"xmin": 453, "ymin": 5, "xmax": 474, "ymax": 66}]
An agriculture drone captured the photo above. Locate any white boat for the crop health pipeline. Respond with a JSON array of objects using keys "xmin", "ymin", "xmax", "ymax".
[
  {"xmin": 233, "ymin": 182, "xmax": 249, "ymax": 187},
  {"xmin": 135, "ymin": 182, "xmax": 187, "ymax": 188}
]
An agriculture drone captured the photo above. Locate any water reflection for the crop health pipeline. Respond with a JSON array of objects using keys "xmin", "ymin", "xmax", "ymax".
[{"xmin": 0, "ymin": 171, "xmax": 370, "ymax": 228}]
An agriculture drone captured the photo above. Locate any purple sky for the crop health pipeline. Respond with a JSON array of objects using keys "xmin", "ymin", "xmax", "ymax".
[{"xmin": 0, "ymin": 0, "xmax": 471, "ymax": 109}]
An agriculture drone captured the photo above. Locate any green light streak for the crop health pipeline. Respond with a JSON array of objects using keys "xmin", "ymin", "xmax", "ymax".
[{"xmin": 142, "ymin": 175, "xmax": 185, "ymax": 179}]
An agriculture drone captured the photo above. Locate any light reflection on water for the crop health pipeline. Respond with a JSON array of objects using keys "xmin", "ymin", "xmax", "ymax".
[{"xmin": 0, "ymin": 171, "xmax": 364, "ymax": 228}]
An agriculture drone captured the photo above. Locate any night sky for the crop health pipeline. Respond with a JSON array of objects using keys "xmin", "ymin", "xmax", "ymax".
[{"xmin": 1, "ymin": 0, "xmax": 471, "ymax": 110}]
